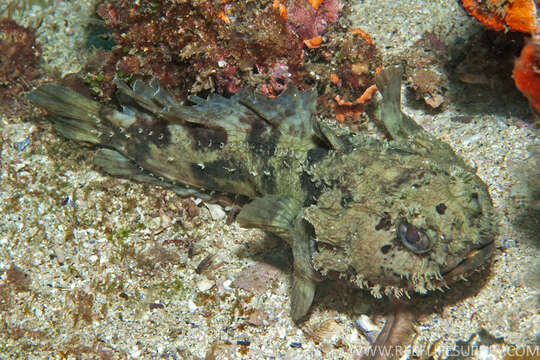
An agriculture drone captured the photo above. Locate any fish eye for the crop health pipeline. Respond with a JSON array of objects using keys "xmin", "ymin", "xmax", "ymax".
[{"xmin": 397, "ymin": 221, "xmax": 432, "ymax": 254}]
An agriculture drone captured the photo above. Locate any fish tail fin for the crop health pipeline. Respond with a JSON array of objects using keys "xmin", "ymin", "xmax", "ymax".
[{"xmin": 28, "ymin": 85, "xmax": 108, "ymax": 145}]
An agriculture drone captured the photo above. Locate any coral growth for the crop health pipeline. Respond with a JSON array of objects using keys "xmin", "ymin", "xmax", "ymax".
[
  {"xmin": 0, "ymin": 18, "xmax": 41, "ymax": 114},
  {"xmin": 314, "ymin": 28, "xmax": 381, "ymax": 121},
  {"xmin": 85, "ymin": 0, "xmax": 380, "ymax": 123},
  {"xmin": 286, "ymin": 0, "xmax": 343, "ymax": 40},
  {"xmin": 410, "ymin": 69, "xmax": 446, "ymax": 108},
  {"xmin": 460, "ymin": 0, "xmax": 537, "ymax": 33},
  {"xmin": 404, "ymin": 32, "xmax": 450, "ymax": 110},
  {"xmin": 332, "ymin": 84, "xmax": 377, "ymax": 122},
  {"xmin": 94, "ymin": 0, "xmax": 305, "ymax": 100},
  {"xmin": 513, "ymin": 36, "xmax": 540, "ymax": 117}
]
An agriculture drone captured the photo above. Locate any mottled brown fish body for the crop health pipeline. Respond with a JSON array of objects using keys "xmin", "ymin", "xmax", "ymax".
[
  {"xmin": 29, "ymin": 66, "xmax": 497, "ymax": 321},
  {"xmin": 29, "ymin": 79, "xmax": 320, "ymax": 203}
]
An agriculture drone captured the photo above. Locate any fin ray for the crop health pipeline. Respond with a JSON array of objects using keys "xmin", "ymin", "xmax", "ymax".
[
  {"xmin": 237, "ymin": 86, "xmax": 317, "ymax": 137},
  {"xmin": 237, "ymin": 195, "xmax": 302, "ymax": 241}
]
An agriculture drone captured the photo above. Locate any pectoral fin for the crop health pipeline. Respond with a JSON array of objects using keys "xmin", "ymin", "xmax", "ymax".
[
  {"xmin": 237, "ymin": 195, "xmax": 320, "ymax": 321},
  {"xmin": 291, "ymin": 274, "xmax": 317, "ymax": 321},
  {"xmin": 289, "ymin": 215, "xmax": 320, "ymax": 321},
  {"xmin": 236, "ymin": 195, "xmax": 302, "ymax": 242}
]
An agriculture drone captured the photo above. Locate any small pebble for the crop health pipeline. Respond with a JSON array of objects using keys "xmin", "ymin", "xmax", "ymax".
[
  {"xmin": 53, "ymin": 244, "xmax": 65, "ymax": 265},
  {"xmin": 222, "ymin": 279, "xmax": 232, "ymax": 291},
  {"xmin": 450, "ymin": 115, "xmax": 473, "ymax": 124},
  {"xmin": 13, "ymin": 138, "xmax": 31, "ymax": 152},
  {"xmin": 205, "ymin": 203, "xmax": 226, "ymax": 220},
  {"xmin": 196, "ymin": 277, "xmax": 215, "ymax": 292},
  {"xmin": 355, "ymin": 315, "xmax": 380, "ymax": 344},
  {"xmin": 290, "ymin": 342, "xmax": 302, "ymax": 348},
  {"xmin": 237, "ymin": 340, "xmax": 250, "ymax": 346},
  {"xmin": 188, "ymin": 299, "xmax": 198, "ymax": 311},
  {"xmin": 149, "ymin": 303, "xmax": 165, "ymax": 310},
  {"xmin": 130, "ymin": 346, "xmax": 141, "ymax": 359}
]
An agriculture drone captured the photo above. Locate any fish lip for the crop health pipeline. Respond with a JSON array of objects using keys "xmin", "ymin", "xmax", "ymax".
[{"xmin": 440, "ymin": 239, "xmax": 495, "ymax": 279}]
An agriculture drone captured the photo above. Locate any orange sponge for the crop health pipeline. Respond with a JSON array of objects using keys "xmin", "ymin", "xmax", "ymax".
[
  {"xmin": 514, "ymin": 38, "xmax": 540, "ymax": 114},
  {"xmin": 461, "ymin": 0, "xmax": 537, "ymax": 33}
]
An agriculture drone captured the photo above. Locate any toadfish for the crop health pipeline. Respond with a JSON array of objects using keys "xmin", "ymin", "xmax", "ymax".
[{"xmin": 29, "ymin": 66, "xmax": 497, "ymax": 321}]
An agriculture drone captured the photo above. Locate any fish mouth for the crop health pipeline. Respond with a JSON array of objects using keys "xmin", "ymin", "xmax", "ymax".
[{"xmin": 440, "ymin": 239, "xmax": 495, "ymax": 280}]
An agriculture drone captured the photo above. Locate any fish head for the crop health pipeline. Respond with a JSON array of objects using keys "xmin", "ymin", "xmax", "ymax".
[{"xmin": 305, "ymin": 151, "xmax": 497, "ymax": 298}]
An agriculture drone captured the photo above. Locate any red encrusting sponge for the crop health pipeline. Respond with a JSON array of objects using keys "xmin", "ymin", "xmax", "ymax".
[{"xmin": 514, "ymin": 37, "xmax": 540, "ymax": 115}]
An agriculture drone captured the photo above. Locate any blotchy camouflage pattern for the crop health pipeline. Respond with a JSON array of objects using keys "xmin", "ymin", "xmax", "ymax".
[{"xmin": 29, "ymin": 66, "xmax": 497, "ymax": 321}]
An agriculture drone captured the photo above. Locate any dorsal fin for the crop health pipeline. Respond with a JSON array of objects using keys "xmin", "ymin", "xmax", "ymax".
[
  {"xmin": 236, "ymin": 85, "xmax": 318, "ymax": 138},
  {"xmin": 114, "ymin": 76, "xmax": 164, "ymax": 115},
  {"xmin": 114, "ymin": 78, "xmax": 322, "ymax": 144}
]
